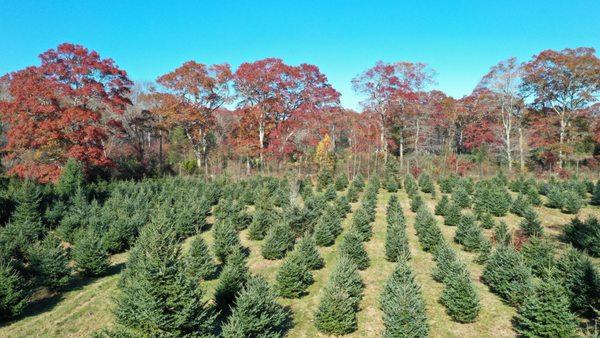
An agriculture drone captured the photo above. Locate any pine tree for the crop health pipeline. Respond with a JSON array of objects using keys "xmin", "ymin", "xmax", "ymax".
[
  {"xmin": 474, "ymin": 238, "xmax": 492, "ymax": 265},
  {"xmin": 351, "ymin": 207, "xmax": 372, "ymax": 241},
  {"xmin": 261, "ymin": 221, "xmax": 295, "ymax": 260},
  {"xmin": 54, "ymin": 158, "xmax": 85, "ymax": 199},
  {"xmin": 380, "ymin": 260, "xmax": 429, "ymax": 338},
  {"xmin": 113, "ymin": 222, "xmax": 216, "ymax": 336},
  {"xmin": 440, "ymin": 267, "xmax": 480, "ymax": 323},
  {"xmin": 328, "ymin": 255, "xmax": 364, "ymax": 308},
  {"xmin": 347, "ymin": 184, "xmax": 359, "ymax": 203},
  {"xmin": 339, "ymin": 231, "xmax": 370, "ymax": 270},
  {"xmin": 212, "ymin": 220, "xmax": 242, "ymax": 263},
  {"xmin": 248, "ymin": 207, "xmax": 277, "ymax": 240},
  {"xmin": 510, "ymin": 194, "xmax": 531, "ymax": 217},
  {"xmin": 0, "ymin": 262, "xmax": 29, "ymax": 320},
  {"xmin": 591, "ymin": 180, "xmax": 600, "ymax": 206},
  {"xmin": 276, "ymin": 251, "xmax": 314, "ymax": 298},
  {"xmin": 334, "ymin": 173, "xmax": 349, "ymax": 191},
  {"xmin": 432, "ymin": 242, "xmax": 459, "ymax": 283},
  {"xmin": 418, "ymin": 173, "xmax": 435, "ymax": 194},
  {"xmin": 455, "ymin": 214, "xmax": 485, "ymax": 252},
  {"xmin": 184, "ymin": 236, "xmax": 216, "ymax": 280},
  {"xmin": 564, "ymin": 216, "xmax": 600, "ymax": 257},
  {"xmin": 221, "ymin": 276, "xmax": 291, "ymax": 338},
  {"xmin": 314, "ymin": 216, "xmax": 336, "ymax": 247},
  {"xmin": 335, "ymin": 195, "xmax": 352, "ymax": 218},
  {"xmin": 562, "ymin": 189, "xmax": 583, "ymax": 214},
  {"xmin": 214, "ymin": 247, "xmax": 250, "ymax": 312},
  {"xmin": 515, "ymin": 276, "xmax": 577, "ymax": 338},
  {"xmin": 27, "ymin": 234, "xmax": 71, "ymax": 289},
  {"xmin": 435, "ymin": 195, "xmax": 449, "ymax": 216},
  {"xmin": 519, "ymin": 208, "xmax": 544, "ymax": 237},
  {"xmin": 72, "ymin": 227, "xmax": 111, "ymax": 277},
  {"xmin": 451, "ymin": 186, "xmax": 471, "ymax": 209},
  {"xmin": 482, "ymin": 245, "xmax": 532, "ymax": 306},
  {"xmin": 414, "ymin": 207, "xmax": 443, "ymax": 252},
  {"xmin": 12, "ymin": 179, "xmax": 43, "ymax": 226},
  {"xmin": 521, "ymin": 237, "xmax": 555, "ymax": 278},
  {"xmin": 294, "ymin": 235, "xmax": 324, "ymax": 270},
  {"xmin": 323, "ymin": 184, "xmax": 337, "ymax": 201},
  {"xmin": 444, "ymin": 202, "xmax": 461, "ymax": 226}
]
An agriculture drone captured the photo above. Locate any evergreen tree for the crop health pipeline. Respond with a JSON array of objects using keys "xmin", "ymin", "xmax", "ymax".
[
  {"xmin": 27, "ymin": 234, "xmax": 71, "ymax": 289},
  {"xmin": 440, "ymin": 267, "xmax": 480, "ymax": 323},
  {"xmin": 521, "ymin": 237, "xmax": 555, "ymax": 278},
  {"xmin": 510, "ymin": 194, "xmax": 531, "ymax": 217},
  {"xmin": 418, "ymin": 173, "xmax": 435, "ymax": 194},
  {"xmin": 113, "ymin": 222, "xmax": 216, "ymax": 336},
  {"xmin": 314, "ymin": 216, "xmax": 336, "ymax": 247},
  {"xmin": 385, "ymin": 216, "xmax": 410, "ymax": 262},
  {"xmin": 328, "ymin": 255, "xmax": 364, "ymax": 308},
  {"xmin": 335, "ymin": 195, "xmax": 352, "ymax": 218},
  {"xmin": 380, "ymin": 260, "xmax": 429, "ymax": 338},
  {"xmin": 346, "ymin": 184, "xmax": 359, "ymax": 203},
  {"xmin": 12, "ymin": 179, "xmax": 43, "ymax": 226},
  {"xmin": 515, "ymin": 276, "xmax": 577, "ymax": 338},
  {"xmin": 212, "ymin": 220, "xmax": 242, "ymax": 263},
  {"xmin": 591, "ymin": 180, "xmax": 600, "ymax": 206},
  {"xmin": 72, "ymin": 227, "xmax": 111, "ymax": 277},
  {"xmin": 323, "ymin": 184, "xmax": 337, "ymax": 201},
  {"xmin": 0, "ymin": 262, "xmax": 29, "ymax": 320},
  {"xmin": 432, "ymin": 242, "xmax": 459, "ymax": 283},
  {"xmin": 276, "ymin": 251, "xmax": 314, "ymax": 298},
  {"xmin": 564, "ymin": 216, "xmax": 600, "ymax": 257},
  {"xmin": 474, "ymin": 238, "xmax": 492, "ymax": 265},
  {"xmin": 339, "ymin": 231, "xmax": 370, "ymax": 270},
  {"xmin": 473, "ymin": 182, "xmax": 511, "ymax": 217},
  {"xmin": 351, "ymin": 207, "xmax": 372, "ymax": 241},
  {"xmin": 414, "ymin": 207, "xmax": 443, "ymax": 252},
  {"xmin": 524, "ymin": 184, "xmax": 542, "ymax": 206},
  {"xmin": 494, "ymin": 221, "xmax": 512, "ymax": 246},
  {"xmin": 294, "ymin": 235, "xmax": 324, "ymax": 270},
  {"xmin": 455, "ymin": 214, "xmax": 485, "ymax": 252},
  {"xmin": 184, "ymin": 236, "xmax": 216, "ymax": 280},
  {"xmin": 214, "ymin": 247, "xmax": 250, "ymax": 312},
  {"xmin": 451, "ymin": 186, "xmax": 471, "ymax": 209},
  {"xmin": 444, "ymin": 202, "xmax": 461, "ymax": 226},
  {"xmin": 556, "ymin": 248, "xmax": 600, "ymax": 314},
  {"xmin": 410, "ymin": 194, "xmax": 424, "ymax": 213},
  {"xmin": 562, "ymin": 189, "xmax": 583, "ymax": 214},
  {"xmin": 479, "ymin": 212, "xmax": 495, "ymax": 229},
  {"xmin": 435, "ymin": 195, "xmax": 449, "ymax": 216},
  {"xmin": 221, "ymin": 276, "xmax": 291, "ymax": 338},
  {"xmin": 57, "ymin": 188, "xmax": 91, "ymax": 242},
  {"xmin": 54, "ymin": 158, "xmax": 85, "ymax": 199},
  {"xmin": 482, "ymin": 245, "xmax": 532, "ymax": 306},
  {"xmin": 314, "ymin": 284, "xmax": 357, "ymax": 335},
  {"xmin": 248, "ymin": 207, "xmax": 277, "ymax": 240},
  {"xmin": 519, "ymin": 208, "xmax": 544, "ymax": 237},
  {"xmin": 334, "ymin": 173, "xmax": 349, "ymax": 191},
  {"xmin": 261, "ymin": 221, "xmax": 295, "ymax": 260}
]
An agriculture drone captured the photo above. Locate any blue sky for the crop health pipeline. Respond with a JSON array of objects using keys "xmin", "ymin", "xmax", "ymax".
[{"xmin": 1, "ymin": 0, "xmax": 599, "ymax": 109}]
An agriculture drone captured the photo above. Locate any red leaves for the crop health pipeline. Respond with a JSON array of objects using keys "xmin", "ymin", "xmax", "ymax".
[{"xmin": 0, "ymin": 43, "xmax": 131, "ymax": 182}]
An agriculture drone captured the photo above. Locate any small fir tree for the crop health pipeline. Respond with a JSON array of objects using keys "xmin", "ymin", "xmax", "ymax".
[
  {"xmin": 221, "ymin": 276, "xmax": 291, "ymax": 338},
  {"xmin": 294, "ymin": 235, "xmax": 324, "ymax": 270},
  {"xmin": 334, "ymin": 173, "xmax": 349, "ymax": 191},
  {"xmin": 444, "ymin": 202, "xmax": 461, "ymax": 226},
  {"xmin": 276, "ymin": 251, "xmax": 314, "ymax": 298},
  {"xmin": 591, "ymin": 180, "xmax": 600, "ymax": 206},
  {"xmin": 27, "ymin": 234, "xmax": 71, "ymax": 289},
  {"xmin": 214, "ymin": 247, "xmax": 250, "ymax": 312},
  {"xmin": 0, "ymin": 262, "xmax": 29, "ymax": 320},
  {"xmin": 72, "ymin": 227, "xmax": 111, "ymax": 277},
  {"xmin": 339, "ymin": 231, "xmax": 370, "ymax": 270},
  {"xmin": 479, "ymin": 212, "xmax": 495, "ymax": 229},
  {"xmin": 435, "ymin": 195, "xmax": 449, "ymax": 216},
  {"xmin": 521, "ymin": 237, "xmax": 555, "ymax": 278},
  {"xmin": 515, "ymin": 276, "xmax": 577, "ymax": 338},
  {"xmin": 482, "ymin": 245, "xmax": 532, "ymax": 306},
  {"xmin": 440, "ymin": 267, "xmax": 480, "ymax": 323},
  {"xmin": 212, "ymin": 220, "xmax": 242, "ymax": 263},
  {"xmin": 184, "ymin": 236, "xmax": 216, "ymax": 280},
  {"xmin": 261, "ymin": 221, "xmax": 296, "ymax": 260},
  {"xmin": 493, "ymin": 221, "xmax": 512, "ymax": 246},
  {"xmin": 451, "ymin": 186, "xmax": 471, "ymax": 209},
  {"xmin": 519, "ymin": 208, "xmax": 544, "ymax": 237},
  {"xmin": 380, "ymin": 260, "xmax": 429, "ymax": 338}
]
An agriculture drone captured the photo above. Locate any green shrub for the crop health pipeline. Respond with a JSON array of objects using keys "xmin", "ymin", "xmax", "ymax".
[
  {"xmin": 510, "ymin": 194, "xmax": 531, "ymax": 217},
  {"xmin": 562, "ymin": 189, "xmax": 583, "ymax": 214},
  {"xmin": 479, "ymin": 212, "xmax": 495, "ymax": 229},
  {"xmin": 493, "ymin": 221, "xmax": 512, "ymax": 246},
  {"xmin": 334, "ymin": 173, "xmax": 349, "ymax": 191},
  {"xmin": 410, "ymin": 194, "xmax": 424, "ymax": 213},
  {"xmin": 591, "ymin": 180, "xmax": 600, "ymax": 206},
  {"xmin": 521, "ymin": 237, "xmax": 554, "ymax": 278}
]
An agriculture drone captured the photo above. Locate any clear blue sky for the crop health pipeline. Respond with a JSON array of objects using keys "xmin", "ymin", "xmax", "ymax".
[{"xmin": 1, "ymin": 0, "xmax": 599, "ymax": 109}]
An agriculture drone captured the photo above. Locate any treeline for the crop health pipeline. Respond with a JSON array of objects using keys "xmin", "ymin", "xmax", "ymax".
[{"xmin": 1, "ymin": 44, "xmax": 599, "ymax": 183}]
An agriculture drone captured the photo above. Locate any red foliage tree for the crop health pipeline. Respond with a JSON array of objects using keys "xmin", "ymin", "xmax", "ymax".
[{"xmin": 0, "ymin": 43, "xmax": 131, "ymax": 182}]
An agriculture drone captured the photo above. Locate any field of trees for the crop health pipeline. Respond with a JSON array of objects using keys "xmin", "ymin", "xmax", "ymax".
[{"xmin": 0, "ymin": 43, "xmax": 599, "ymax": 337}]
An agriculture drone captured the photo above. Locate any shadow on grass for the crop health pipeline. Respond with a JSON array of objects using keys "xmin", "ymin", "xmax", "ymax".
[{"xmin": 0, "ymin": 261, "xmax": 125, "ymax": 327}]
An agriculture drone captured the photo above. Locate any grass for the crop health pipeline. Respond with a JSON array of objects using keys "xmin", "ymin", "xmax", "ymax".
[{"xmin": 1, "ymin": 185, "xmax": 598, "ymax": 337}]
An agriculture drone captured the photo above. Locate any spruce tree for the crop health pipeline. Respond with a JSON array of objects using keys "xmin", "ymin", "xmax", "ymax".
[
  {"xmin": 515, "ymin": 276, "xmax": 577, "ymax": 338},
  {"xmin": 214, "ymin": 247, "xmax": 250, "ymax": 312},
  {"xmin": 564, "ymin": 216, "xmax": 600, "ymax": 257},
  {"xmin": 556, "ymin": 247, "xmax": 600, "ymax": 314},
  {"xmin": 72, "ymin": 227, "xmax": 111, "ymax": 277},
  {"xmin": 184, "ymin": 236, "xmax": 216, "ymax": 280},
  {"xmin": 334, "ymin": 173, "xmax": 349, "ymax": 191},
  {"xmin": 0, "ymin": 262, "xmax": 29, "ymax": 320},
  {"xmin": 455, "ymin": 214, "xmax": 485, "ymax": 252},
  {"xmin": 335, "ymin": 195, "xmax": 352, "ymax": 218},
  {"xmin": 521, "ymin": 237, "xmax": 555, "ymax": 278},
  {"xmin": 479, "ymin": 212, "xmax": 495, "ymax": 229},
  {"xmin": 328, "ymin": 255, "xmax": 364, "ymax": 308},
  {"xmin": 418, "ymin": 173, "xmax": 435, "ymax": 194},
  {"xmin": 314, "ymin": 216, "xmax": 336, "ymax": 247},
  {"xmin": 323, "ymin": 184, "xmax": 337, "ymax": 201},
  {"xmin": 54, "ymin": 158, "xmax": 85, "ymax": 199},
  {"xmin": 221, "ymin": 276, "xmax": 291, "ymax": 338},
  {"xmin": 346, "ymin": 184, "xmax": 359, "ymax": 203},
  {"xmin": 339, "ymin": 231, "xmax": 370, "ymax": 270},
  {"xmin": 12, "ymin": 179, "xmax": 43, "ymax": 226},
  {"xmin": 444, "ymin": 202, "xmax": 461, "ymax": 226},
  {"xmin": 276, "ymin": 251, "xmax": 314, "ymax": 298},
  {"xmin": 414, "ymin": 206, "xmax": 443, "ymax": 252},
  {"xmin": 432, "ymin": 242, "xmax": 459, "ymax": 283},
  {"xmin": 474, "ymin": 238, "xmax": 492, "ymax": 265},
  {"xmin": 248, "ymin": 207, "xmax": 277, "ymax": 240},
  {"xmin": 294, "ymin": 235, "xmax": 324, "ymax": 270},
  {"xmin": 113, "ymin": 222, "xmax": 216, "ymax": 336},
  {"xmin": 482, "ymin": 245, "xmax": 532, "ymax": 306},
  {"xmin": 562, "ymin": 189, "xmax": 583, "ymax": 214},
  {"xmin": 261, "ymin": 221, "xmax": 295, "ymax": 260},
  {"xmin": 27, "ymin": 234, "xmax": 71, "ymax": 289},
  {"xmin": 510, "ymin": 194, "xmax": 531, "ymax": 217},
  {"xmin": 212, "ymin": 220, "xmax": 242, "ymax": 263},
  {"xmin": 380, "ymin": 260, "xmax": 429, "ymax": 338},
  {"xmin": 519, "ymin": 208, "xmax": 544, "ymax": 237},
  {"xmin": 440, "ymin": 267, "xmax": 480, "ymax": 323},
  {"xmin": 435, "ymin": 195, "xmax": 449, "ymax": 216},
  {"xmin": 410, "ymin": 194, "xmax": 424, "ymax": 213},
  {"xmin": 493, "ymin": 221, "xmax": 512, "ymax": 246}
]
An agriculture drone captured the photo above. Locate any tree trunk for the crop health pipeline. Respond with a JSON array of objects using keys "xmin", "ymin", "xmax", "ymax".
[
  {"xmin": 558, "ymin": 116, "xmax": 566, "ymax": 169},
  {"xmin": 518, "ymin": 127, "xmax": 525, "ymax": 172}
]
